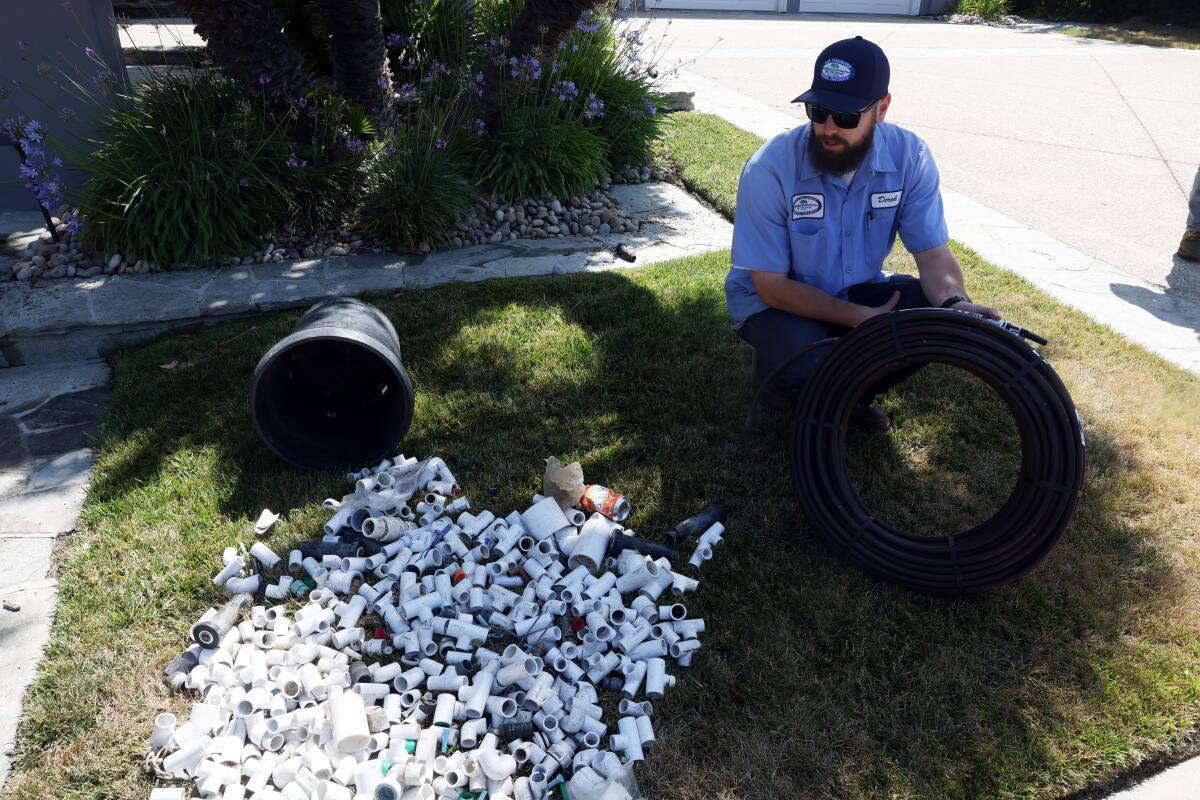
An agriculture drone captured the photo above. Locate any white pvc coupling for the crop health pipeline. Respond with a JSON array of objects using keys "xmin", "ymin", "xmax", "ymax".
[
  {"xmin": 566, "ymin": 514, "xmax": 615, "ymax": 575},
  {"xmin": 150, "ymin": 712, "xmax": 176, "ymax": 749},
  {"xmin": 520, "ymin": 497, "xmax": 571, "ymax": 541},
  {"xmin": 329, "ymin": 687, "xmax": 370, "ymax": 754},
  {"xmin": 249, "ymin": 542, "xmax": 282, "ymax": 569}
]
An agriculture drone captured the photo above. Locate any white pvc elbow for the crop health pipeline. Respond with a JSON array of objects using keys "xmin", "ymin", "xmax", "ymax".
[{"xmin": 477, "ymin": 748, "xmax": 518, "ymax": 781}]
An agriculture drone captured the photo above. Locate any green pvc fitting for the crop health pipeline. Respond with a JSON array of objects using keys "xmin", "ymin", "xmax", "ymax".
[{"xmin": 405, "ymin": 739, "xmax": 416, "ymax": 755}]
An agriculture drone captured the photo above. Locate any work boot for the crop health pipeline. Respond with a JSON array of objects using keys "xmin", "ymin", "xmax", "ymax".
[
  {"xmin": 1179, "ymin": 229, "xmax": 1200, "ymax": 262},
  {"xmin": 850, "ymin": 403, "xmax": 891, "ymax": 434}
]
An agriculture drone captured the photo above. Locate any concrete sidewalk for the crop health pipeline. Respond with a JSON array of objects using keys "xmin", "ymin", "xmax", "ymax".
[
  {"xmin": 638, "ymin": 11, "xmax": 1200, "ymax": 301},
  {"xmin": 669, "ymin": 65, "xmax": 1200, "ymax": 376}
]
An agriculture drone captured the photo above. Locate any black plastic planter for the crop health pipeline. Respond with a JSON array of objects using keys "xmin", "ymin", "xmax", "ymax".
[{"xmin": 250, "ymin": 298, "xmax": 415, "ymax": 471}]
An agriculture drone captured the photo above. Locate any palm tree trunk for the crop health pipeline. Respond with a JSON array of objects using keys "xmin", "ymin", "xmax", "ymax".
[
  {"xmin": 313, "ymin": 0, "xmax": 394, "ymax": 127},
  {"xmin": 477, "ymin": 0, "xmax": 603, "ymax": 129},
  {"xmin": 184, "ymin": 0, "xmax": 309, "ymax": 122}
]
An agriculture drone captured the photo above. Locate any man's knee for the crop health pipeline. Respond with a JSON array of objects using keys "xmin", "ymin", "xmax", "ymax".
[
  {"xmin": 740, "ymin": 309, "xmax": 833, "ymax": 394},
  {"xmin": 890, "ymin": 276, "xmax": 931, "ymax": 309}
]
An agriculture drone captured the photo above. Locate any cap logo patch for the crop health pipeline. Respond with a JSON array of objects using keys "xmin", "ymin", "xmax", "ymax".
[{"xmin": 821, "ymin": 58, "xmax": 855, "ymax": 82}]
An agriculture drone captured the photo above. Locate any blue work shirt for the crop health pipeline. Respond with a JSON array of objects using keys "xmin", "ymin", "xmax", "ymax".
[{"xmin": 724, "ymin": 121, "xmax": 949, "ymax": 328}]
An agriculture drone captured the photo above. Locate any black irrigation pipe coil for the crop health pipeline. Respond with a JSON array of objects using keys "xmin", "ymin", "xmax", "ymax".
[{"xmin": 788, "ymin": 308, "xmax": 1085, "ymax": 594}]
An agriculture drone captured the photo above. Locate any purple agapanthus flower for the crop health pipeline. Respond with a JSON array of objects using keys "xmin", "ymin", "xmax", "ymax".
[
  {"xmin": 553, "ymin": 80, "xmax": 578, "ymax": 103},
  {"xmin": 642, "ymin": 97, "xmax": 656, "ymax": 117},
  {"xmin": 508, "ymin": 54, "xmax": 541, "ymax": 82},
  {"xmin": 238, "ymin": 177, "xmax": 249, "ymax": 187},
  {"xmin": 345, "ymin": 138, "xmax": 366, "ymax": 153},
  {"xmin": 286, "ymin": 153, "xmax": 307, "ymax": 168},
  {"xmin": 258, "ymin": 73, "xmax": 271, "ymax": 85},
  {"xmin": 17, "ymin": 40, "xmax": 29, "ymax": 50},
  {"xmin": 434, "ymin": 138, "xmax": 446, "ymax": 150},
  {"xmin": 377, "ymin": 73, "xmax": 389, "ymax": 88},
  {"xmin": 232, "ymin": 138, "xmax": 245, "ymax": 151},
  {"xmin": 296, "ymin": 96, "xmax": 307, "ymax": 108},
  {"xmin": 576, "ymin": 11, "xmax": 602, "ymax": 34},
  {"xmin": 584, "ymin": 92, "xmax": 605, "ymax": 120},
  {"xmin": 84, "ymin": 46, "xmax": 95, "ymax": 57},
  {"xmin": 398, "ymin": 83, "xmax": 416, "ymax": 97},
  {"xmin": 3, "ymin": 115, "xmax": 66, "ymax": 217},
  {"xmin": 458, "ymin": 72, "xmax": 485, "ymax": 97},
  {"xmin": 386, "ymin": 32, "xmax": 402, "ymax": 48}
]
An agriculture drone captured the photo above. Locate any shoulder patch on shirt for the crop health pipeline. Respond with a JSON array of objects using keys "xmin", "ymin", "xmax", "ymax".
[
  {"xmin": 871, "ymin": 190, "xmax": 903, "ymax": 209},
  {"xmin": 792, "ymin": 193, "xmax": 825, "ymax": 220}
]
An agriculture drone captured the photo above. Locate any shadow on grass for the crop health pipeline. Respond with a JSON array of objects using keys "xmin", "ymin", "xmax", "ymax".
[{"xmin": 16, "ymin": 256, "xmax": 1192, "ymax": 800}]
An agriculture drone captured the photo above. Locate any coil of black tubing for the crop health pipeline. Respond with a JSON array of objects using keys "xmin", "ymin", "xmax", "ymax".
[{"xmin": 788, "ymin": 308, "xmax": 1085, "ymax": 594}]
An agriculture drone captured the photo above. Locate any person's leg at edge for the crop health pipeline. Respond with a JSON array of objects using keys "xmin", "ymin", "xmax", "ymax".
[{"xmin": 1180, "ymin": 165, "xmax": 1200, "ymax": 262}]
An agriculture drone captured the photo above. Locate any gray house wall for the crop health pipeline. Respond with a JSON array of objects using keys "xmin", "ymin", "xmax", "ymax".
[{"xmin": 0, "ymin": 0, "xmax": 126, "ymax": 213}]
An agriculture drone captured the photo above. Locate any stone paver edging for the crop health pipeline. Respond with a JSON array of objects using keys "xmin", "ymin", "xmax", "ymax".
[{"xmin": 0, "ymin": 183, "xmax": 732, "ymax": 366}]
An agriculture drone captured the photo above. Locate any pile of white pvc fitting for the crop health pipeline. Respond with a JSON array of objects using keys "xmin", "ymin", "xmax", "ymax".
[{"xmin": 148, "ymin": 455, "xmax": 725, "ymax": 800}]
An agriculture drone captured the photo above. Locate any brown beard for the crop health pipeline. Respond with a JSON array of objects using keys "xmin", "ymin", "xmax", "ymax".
[{"xmin": 807, "ymin": 122, "xmax": 876, "ymax": 175}]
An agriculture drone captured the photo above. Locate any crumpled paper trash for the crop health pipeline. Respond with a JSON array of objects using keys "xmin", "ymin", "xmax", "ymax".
[{"xmin": 543, "ymin": 456, "xmax": 585, "ymax": 509}]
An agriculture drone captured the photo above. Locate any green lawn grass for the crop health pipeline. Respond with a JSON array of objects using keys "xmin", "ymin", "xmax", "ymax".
[
  {"xmin": 5, "ymin": 113, "xmax": 1200, "ymax": 800},
  {"xmin": 1059, "ymin": 23, "xmax": 1200, "ymax": 50}
]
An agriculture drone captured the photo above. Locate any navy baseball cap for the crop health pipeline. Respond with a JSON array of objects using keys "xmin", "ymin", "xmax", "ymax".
[{"xmin": 792, "ymin": 36, "xmax": 890, "ymax": 113}]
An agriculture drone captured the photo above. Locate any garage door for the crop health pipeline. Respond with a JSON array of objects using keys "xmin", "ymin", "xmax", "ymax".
[
  {"xmin": 798, "ymin": 0, "xmax": 918, "ymax": 13},
  {"xmin": 644, "ymin": 0, "xmax": 785, "ymax": 11}
]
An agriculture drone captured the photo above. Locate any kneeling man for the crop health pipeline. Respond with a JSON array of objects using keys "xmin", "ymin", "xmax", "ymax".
[{"xmin": 726, "ymin": 36, "xmax": 1000, "ymax": 430}]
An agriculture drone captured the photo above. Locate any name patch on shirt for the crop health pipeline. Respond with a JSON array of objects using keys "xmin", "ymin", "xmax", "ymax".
[
  {"xmin": 791, "ymin": 193, "xmax": 825, "ymax": 220},
  {"xmin": 871, "ymin": 190, "xmax": 903, "ymax": 209}
]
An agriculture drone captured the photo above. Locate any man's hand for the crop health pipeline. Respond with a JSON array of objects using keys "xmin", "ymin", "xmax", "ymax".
[
  {"xmin": 854, "ymin": 290, "xmax": 901, "ymax": 326},
  {"xmin": 913, "ymin": 245, "xmax": 1001, "ymax": 320},
  {"xmin": 949, "ymin": 300, "xmax": 1002, "ymax": 320}
]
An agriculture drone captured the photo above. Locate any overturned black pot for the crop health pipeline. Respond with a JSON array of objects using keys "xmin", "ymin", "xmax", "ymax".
[{"xmin": 250, "ymin": 298, "xmax": 415, "ymax": 471}]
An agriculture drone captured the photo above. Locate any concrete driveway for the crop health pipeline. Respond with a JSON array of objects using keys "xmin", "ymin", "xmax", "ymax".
[{"xmin": 638, "ymin": 11, "xmax": 1200, "ymax": 298}]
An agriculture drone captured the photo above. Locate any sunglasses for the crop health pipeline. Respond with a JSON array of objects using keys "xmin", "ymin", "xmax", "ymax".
[{"xmin": 805, "ymin": 102, "xmax": 874, "ymax": 129}]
